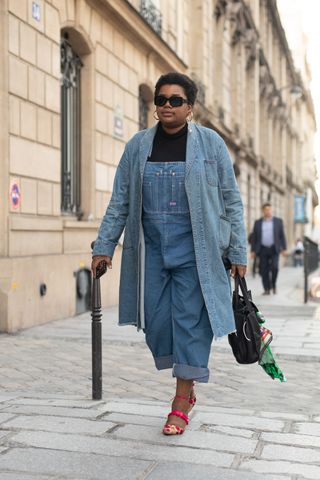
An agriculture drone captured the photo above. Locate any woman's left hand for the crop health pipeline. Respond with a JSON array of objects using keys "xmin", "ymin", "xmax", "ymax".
[{"xmin": 231, "ymin": 264, "xmax": 247, "ymax": 278}]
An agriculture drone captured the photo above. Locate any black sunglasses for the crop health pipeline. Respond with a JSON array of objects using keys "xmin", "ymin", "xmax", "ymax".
[{"xmin": 154, "ymin": 95, "xmax": 188, "ymax": 107}]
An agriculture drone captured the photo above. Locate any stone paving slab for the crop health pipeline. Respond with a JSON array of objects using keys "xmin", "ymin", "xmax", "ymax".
[
  {"xmin": 7, "ymin": 430, "xmax": 234, "ymax": 468},
  {"xmin": 4, "ymin": 398, "xmax": 104, "ymax": 408},
  {"xmin": 0, "ymin": 448, "xmax": 153, "ymax": 480},
  {"xmin": 113, "ymin": 423, "xmax": 258, "ymax": 454},
  {"xmin": 2, "ymin": 415, "xmax": 115, "ymax": 436},
  {"xmin": 145, "ymin": 462, "xmax": 289, "ymax": 480},
  {"xmin": 0, "ymin": 431, "xmax": 10, "ymax": 440},
  {"xmin": 261, "ymin": 431, "xmax": 320, "ymax": 448},
  {"xmin": 294, "ymin": 422, "xmax": 320, "ymax": 436},
  {"xmin": 194, "ymin": 411, "xmax": 285, "ymax": 432},
  {"xmin": 0, "ymin": 395, "xmax": 21, "ymax": 403},
  {"xmin": 239, "ymin": 459, "xmax": 320, "ymax": 479},
  {"xmin": 202, "ymin": 425, "xmax": 256, "ymax": 438},
  {"xmin": 0, "ymin": 475, "xmax": 56, "ymax": 480},
  {"xmin": 0, "ymin": 413, "xmax": 16, "ymax": 424},
  {"xmin": 1, "ymin": 405, "xmax": 106, "ymax": 419},
  {"xmin": 259, "ymin": 411, "xmax": 309, "ymax": 421},
  {"xmin": 98, "ymin": 401, "xmax": 171, "ymax": 418},
  {"xmin": 261, "ymin": 443, "xmax": 320, "ymax": 463},
  {"xmin": 271, "ymin": 350, "xmax": 320, "ymax": 362}
]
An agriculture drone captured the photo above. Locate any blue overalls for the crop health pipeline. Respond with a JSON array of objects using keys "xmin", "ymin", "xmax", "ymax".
[{"xmin": 142, "ymin": 162, "xmax": 214, "ymax": 383}]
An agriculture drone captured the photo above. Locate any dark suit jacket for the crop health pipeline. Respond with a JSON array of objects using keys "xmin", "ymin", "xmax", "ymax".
[{"xmin": 251, "ymin": 217, "xmax": 287, "ymax": 255}]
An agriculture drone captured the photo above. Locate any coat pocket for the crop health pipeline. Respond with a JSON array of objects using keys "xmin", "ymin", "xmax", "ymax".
[
  {"xmin": 204, "ymin": 160, "xmax": 218, "ymax": 186},
  {"xmin": 219, "ymin": 214, "xmax": 231, "ymax": 250}
]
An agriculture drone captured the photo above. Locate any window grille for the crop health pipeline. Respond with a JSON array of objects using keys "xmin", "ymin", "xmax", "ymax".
[
  {"xmin": 139, "ymin": 0, "xmax": 162, "ymax": 35},
  {"xmin": 139, "ymin": 88, "xmax": 149, "ymax": 130},
  {"xmin": 60, "ymin": 37, "xmax": 83, "ymax": 215}
]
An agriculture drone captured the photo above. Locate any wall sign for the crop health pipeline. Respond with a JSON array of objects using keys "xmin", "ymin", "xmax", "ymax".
[
  {"xmin": 113, "ymin": 105, "xmax": 124, "ymax": 138},
  {"xmin": 32, "ymin": 2, "xmax": 41, "ymax": 22},
  {"xmin": 294, "ymin": 194, "xmax": 307, "ymax": 223},
  {"xmin": 10, "ymin": 181, "xmax": 21, "ymax": 210}
]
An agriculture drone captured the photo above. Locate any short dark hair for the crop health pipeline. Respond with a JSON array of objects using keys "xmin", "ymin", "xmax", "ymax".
[
  {"xmin": 262, "ymin": 202, "xmax": 272, "ymax": 209},
  {"xmin": 154, "ymin": 72, "xmax": 198, "ymax": 105}
]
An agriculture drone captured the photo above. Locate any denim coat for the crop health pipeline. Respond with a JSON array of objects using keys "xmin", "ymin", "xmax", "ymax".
[{"xmin": 93, "ymin": 123, "xmax": 247, "ymax": 338}]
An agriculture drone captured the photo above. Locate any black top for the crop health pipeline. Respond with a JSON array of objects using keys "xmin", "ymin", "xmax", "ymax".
[{"xmin": 148, "ymin": 122, "xmax": 188, "ymax": 162}]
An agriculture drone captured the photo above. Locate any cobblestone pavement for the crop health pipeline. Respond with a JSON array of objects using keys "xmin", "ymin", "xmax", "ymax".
[{"xmin": 0, "ymin": 267, "xmax": 320, "ymax": 479}]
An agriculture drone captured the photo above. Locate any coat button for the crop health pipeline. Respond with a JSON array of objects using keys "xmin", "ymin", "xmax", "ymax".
[{"xmin": 172, "ymin": 172, "xmax": 176, "ymax": 176}]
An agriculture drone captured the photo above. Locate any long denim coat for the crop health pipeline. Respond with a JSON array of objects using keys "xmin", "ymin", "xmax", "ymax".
[{"xmin": 93, "ymin": 123, "xmax": 247, "ymax": 338}]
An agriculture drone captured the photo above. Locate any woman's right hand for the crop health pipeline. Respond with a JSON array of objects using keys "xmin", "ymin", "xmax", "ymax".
[{"xmin": 91, "ymin": 255, "xmax": 112, "ymax": 278}]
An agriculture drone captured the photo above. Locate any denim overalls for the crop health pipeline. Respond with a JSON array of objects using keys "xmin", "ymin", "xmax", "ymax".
[{"xmin": 142, "ymin": 162, "xmax": 213, "ymax": 383}]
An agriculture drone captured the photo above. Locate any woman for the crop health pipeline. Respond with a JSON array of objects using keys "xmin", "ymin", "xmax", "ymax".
[{"xmin": 92, "ymin": 72, "xmax": 247, "ymax": 435}]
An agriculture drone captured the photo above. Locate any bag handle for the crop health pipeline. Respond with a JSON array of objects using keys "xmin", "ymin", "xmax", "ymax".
[{"xmin": 234, "ymin": 275, "xmax": 254, "ymax": 311}]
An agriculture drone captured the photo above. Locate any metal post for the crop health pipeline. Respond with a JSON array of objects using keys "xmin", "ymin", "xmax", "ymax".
[
  {"xmin": 91, "ymin": 241, "xmax": 103, "ymax": 400},
  {"xmin": 304, "ymin": 239, "xmax": 308, "ymax": 304},
  {"xmin": 91, "ymin": 275, "xmax": 102, "ymax": 399},
  {"xmin": 303, "ymin": 236, "xmax": 319, "ymax": 304}
]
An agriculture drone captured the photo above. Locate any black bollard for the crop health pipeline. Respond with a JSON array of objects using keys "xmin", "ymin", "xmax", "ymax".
[
  {"xmin": 303, "ymin": 236, "xmax": 319, "ymax": 303},
  {"xmin": 91, "ymin": 242, "xmax": 107, "ymax": 400}
]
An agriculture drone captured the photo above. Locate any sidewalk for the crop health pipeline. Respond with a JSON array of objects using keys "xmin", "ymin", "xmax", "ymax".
[{"xmin": 0, "ymin": 267, "xmax": 320, "ymax": 479}]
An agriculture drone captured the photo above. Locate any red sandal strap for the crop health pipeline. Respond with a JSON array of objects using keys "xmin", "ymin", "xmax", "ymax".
[{"xmin": 168, "ymin": 409, "xmax": 189, "ymax": 425}]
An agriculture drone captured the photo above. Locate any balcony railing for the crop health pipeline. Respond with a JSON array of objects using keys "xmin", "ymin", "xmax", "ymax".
[{"xmin": 139, "ymin": 0, "xmax": 162, "ymax": 35}]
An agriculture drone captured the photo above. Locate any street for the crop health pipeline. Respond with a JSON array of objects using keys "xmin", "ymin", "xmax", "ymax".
[{"xmin": 0, "ymin": 266, "xmax": 320, "ymax": 479}]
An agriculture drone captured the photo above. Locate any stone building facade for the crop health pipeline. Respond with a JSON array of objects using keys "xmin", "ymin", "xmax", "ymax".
[{"xmin": 0, "ymin": 0, "xmax": 317, "ymax": 332}]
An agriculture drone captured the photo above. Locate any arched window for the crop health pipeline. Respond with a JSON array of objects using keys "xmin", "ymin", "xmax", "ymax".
[
  {"xmin": 138, "ymin": 84, "xmax": 153, "ymax": 130},
  {"xmin": 139, "ymin": 91, "xmax": 149, "ymax": 130},
  {"xmin": 60, "ymin": 34, "xmax": 83, "ymax": 215}
]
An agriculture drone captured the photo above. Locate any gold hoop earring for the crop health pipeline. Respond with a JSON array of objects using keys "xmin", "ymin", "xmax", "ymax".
[
  {"xmin": 187, "ymin": 111, "xmax": 194, "ymax": 122},
  {"xmin": 153, "ymin": 110, "xmax": 159, "ymax": 121}
]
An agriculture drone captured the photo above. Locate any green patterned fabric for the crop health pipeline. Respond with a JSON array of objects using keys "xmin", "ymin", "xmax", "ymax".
[{"xmin": 257, "ymin": 311, "xmax": 286, "ymax": 382}]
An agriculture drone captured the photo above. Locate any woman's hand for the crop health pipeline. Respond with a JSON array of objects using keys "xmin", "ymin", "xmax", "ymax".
[
  {"xmin": 91, "ymin": 255, "xmax": 112, "ymax": 278},
  {"xmin": 231, "ymin": 264, "xmax": 247, "ymax": 278}
]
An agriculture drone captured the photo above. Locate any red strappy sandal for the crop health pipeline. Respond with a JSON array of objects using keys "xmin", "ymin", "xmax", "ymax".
[
  {"xmin": 163, "ymin": 394, "xmax": 193, "ymax": 435},
  {"xmin": 163, "ymin": 407, "xmax": 189, "ymax": 435}
]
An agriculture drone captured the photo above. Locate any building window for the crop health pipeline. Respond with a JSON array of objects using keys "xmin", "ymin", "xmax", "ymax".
[
  {"xmin": 60, "ymin": 36, "xmax": 83, "ymax": 215},
  {"xmin": 139, "ymin": 0, "xmax": 162, "ymax": 35},
  {"xmin": 139, "ymin": 89, "xmax": 149, "ymax": 130},
  {"xmin": 138, "ymin": 84, "xmax": 153, "ymax": 130}
]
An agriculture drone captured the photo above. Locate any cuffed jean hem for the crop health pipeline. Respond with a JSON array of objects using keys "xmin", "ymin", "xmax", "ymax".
[
  {"xmin": 172, "ymin": 363, "xmax": 210, "ymax": 383},
  {"xmin": 154, "ymin": 355, "xmax": 174, "ymax": 370}
]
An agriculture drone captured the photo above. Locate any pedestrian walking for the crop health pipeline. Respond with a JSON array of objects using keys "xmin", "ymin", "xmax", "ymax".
[
  {"xmin": 293, "ymin": 238, "xmax": 304, "ymax": 267},
  {"xmin": 250, "ymin": 203, "xmax": 287, "ymax": 295},
  {"xmin": 91, "ymin": 72, "xmax": 247, "ymax": 436}
]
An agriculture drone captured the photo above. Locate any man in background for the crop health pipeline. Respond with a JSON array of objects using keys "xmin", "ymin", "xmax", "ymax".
[{"xmin": 251, "ymin": 203, "xmax": 287, "ymax": 295}]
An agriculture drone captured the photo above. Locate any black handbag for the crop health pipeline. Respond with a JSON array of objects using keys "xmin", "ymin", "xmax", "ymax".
[{"xmin": 228, "ymin": 275, "xmax": 261, "ymax": 364}]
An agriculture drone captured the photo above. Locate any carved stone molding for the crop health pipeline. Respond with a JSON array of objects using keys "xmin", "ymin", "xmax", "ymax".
[
  {"xmin": 259, "ymin": 64, "xmax": 278, "ymax": 108},
  {"xmin": 214, "ymin": 0, "xmax": 228, "ymax": 20},
  {"xmin": 243, "ymin": 28, "xmax": 258, "ymax": 69},
  {"xmin": 215, "ymin": 1, "xmax": 258, "ymax": 69},
  {"xmin": 273, "ymin": 104, "xmax": 288, "ymax": 126},
  {"xmin": 259, "ymin": 64, "xmax": 269, "ymax": 96},
  {"xmin": 227, "ymin": 1, "xmax": 243, "ymax": 46}
]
